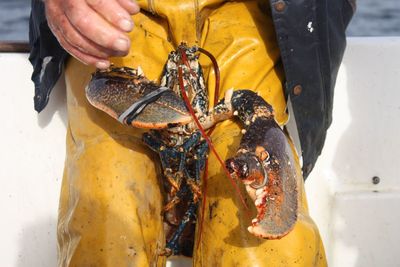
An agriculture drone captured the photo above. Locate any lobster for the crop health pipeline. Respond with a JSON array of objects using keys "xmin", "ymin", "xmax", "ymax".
[{"xmin": 85, "ymin": 44, "xmax": 299, "ymax": 256}]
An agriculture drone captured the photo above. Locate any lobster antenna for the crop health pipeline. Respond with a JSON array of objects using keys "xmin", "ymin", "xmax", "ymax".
[
  {"xmin": 196, "ymin": 160, "xmax": 208, "ymax": 248},
  {"xmin": 197, "ymin": 47, "xmax": 220, "ymax": 107},
  {"xmin": 178, "ymin": 48, "xmax": 250, "ymax": 251},
  {"xmin": 177, "ymin": 63, "xmax": 248, "ymax": 210},
  {"xmin": 194, "ymin": 46, "xmax": 221, "ymax": 248}
]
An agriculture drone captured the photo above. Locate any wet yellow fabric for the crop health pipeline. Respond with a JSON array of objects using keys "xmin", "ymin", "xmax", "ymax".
[{"xmin": 58, "ymin": 1, "xmax": 327, "ymax": 266}]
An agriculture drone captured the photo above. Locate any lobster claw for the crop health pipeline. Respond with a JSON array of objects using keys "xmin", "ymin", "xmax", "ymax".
[
  {"xmin": 226, "ymin": 119, "xmax": 299, "ymax": 239},
  {"xmin": 85, "ymin": 67, "xmax": 191, "ymax": 129}
]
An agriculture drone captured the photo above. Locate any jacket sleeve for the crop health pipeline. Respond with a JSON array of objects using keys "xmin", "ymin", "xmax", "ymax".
[
  {"xmin": 270, "ymin": 0, "xmax": 355, "ymax": 178},
  {"xmin": 29, "ymin": 0, "xmax": 68, "ymax": 112},
  {"xmin": 302, "ymin": 0, "xmax": 355, "ymax": 177}
]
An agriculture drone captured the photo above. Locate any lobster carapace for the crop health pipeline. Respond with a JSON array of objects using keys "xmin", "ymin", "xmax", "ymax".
[{"xmin": 85, "ymin": 44, "xmax": 299, "ymax": 256}]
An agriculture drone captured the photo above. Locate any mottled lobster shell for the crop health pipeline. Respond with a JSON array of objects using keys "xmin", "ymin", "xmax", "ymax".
[{"xmin": 86, "ymin": 68, "xmax": 191, "ymax": 129}]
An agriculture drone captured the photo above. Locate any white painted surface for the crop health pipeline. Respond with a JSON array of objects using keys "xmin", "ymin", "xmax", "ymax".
[
  {"xmin": 0, "ymin": 53, "xmax": 66, "ymax": 267},
  {"xmin": 306, "ymin": 37, "xmax": 400, "ymax": 267},
  {"xmin": 0, "ymin": 37, "xmax": 399, "ymax": 266}
]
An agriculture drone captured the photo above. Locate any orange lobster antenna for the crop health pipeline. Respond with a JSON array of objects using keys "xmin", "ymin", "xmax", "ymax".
[
  {"xmin": 197, "ymin": 158, "xmax": 209, "ymax": 247},
  {"xmin": 197, "ymin": 47, "xmax": 220, "ymax": 107},
  {"xmin": 178, "ymin": 48, "xmax": 250, "ymax": 250},
  {"xmin": 177, "ymin": 64, "xmax": 248, "ymax": 210},
  {"xmin": 192, "ymin": 46, "xmax": 221, "ymax": 247}
]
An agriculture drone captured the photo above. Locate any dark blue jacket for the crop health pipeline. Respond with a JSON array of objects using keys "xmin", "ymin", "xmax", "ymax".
[{"xmin": 29, "ymin": 0, "xmax": 355, "ymax": 178}]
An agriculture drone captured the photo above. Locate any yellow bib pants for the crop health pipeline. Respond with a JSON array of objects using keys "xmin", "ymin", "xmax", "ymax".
[{"xmin": 58, "ymin": 1, "xmax": 327, "ymax": 266}]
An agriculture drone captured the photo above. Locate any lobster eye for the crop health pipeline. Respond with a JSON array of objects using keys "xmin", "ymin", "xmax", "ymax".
[
  {"xmin": 226, "ymin": 159, "xmax": 236, "ymax": 173},
  {"xmin": 239, "ymin": 163, "xmax": 249, "ymax": 178}
]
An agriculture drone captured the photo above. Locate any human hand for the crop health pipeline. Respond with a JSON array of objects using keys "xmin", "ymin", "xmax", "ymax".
[{"xmin": 44, "ymin": 0, "xmax": 140, "ymax": 69}]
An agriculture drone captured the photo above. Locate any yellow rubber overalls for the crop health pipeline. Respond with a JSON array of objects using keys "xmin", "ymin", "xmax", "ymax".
[{"xmin": 58, "ymin": 1, "xmax": 327, "ymax": 266}]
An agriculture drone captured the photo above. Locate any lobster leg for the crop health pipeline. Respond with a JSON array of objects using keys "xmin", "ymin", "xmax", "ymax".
[
  {"xmin": 143, "ymin": 131, "xmax": 204, "ymax": 209},
  {"xmin": 163, "ymin": 140, "xmax": 208, "ymax": 256},
  {"xmin": 163, "ymin": 201, "xmax": 198, "ymax": 256},
  {"xmin": 185, "ymin": 140, "xmax": 208, "ymax": 202},
  {"xmin": 169, "ymin": 132, "xmax": 202, "ymax": 208},
  {"xmin": 143, "ymin": 132, "xmax": 184, "ymax": 196},
  {"xmin": 144, "ymin": 135, "xmax": 205, "ymax": 256}
]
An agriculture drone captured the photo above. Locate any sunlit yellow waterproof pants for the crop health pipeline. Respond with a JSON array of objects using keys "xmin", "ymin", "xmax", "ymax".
[{"xmin": 58, "ymin": 1, "xmax": 327, "ymax": 266}]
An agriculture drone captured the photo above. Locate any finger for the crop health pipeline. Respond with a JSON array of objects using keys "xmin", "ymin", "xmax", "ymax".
[
  {"xmin": 63, "ymin": 0, "xmax": 131, "ymax": 53},
  {"xmin": 86, "ymin": 0, "xmax": 134, "ymax": 32},
  {"xmin": 57, "ymin": 12, "xmax": 126, "ymax": 59},
  {"xmin": 57, "ymin": 15, "xmax": 109, "ymax": 59},
  {"xmin": 50, "ymin": 20, "xmax": 110, "ymax": 68},
  {"xmin": 117, "ymin": 0, "xmax": 140, "ymax": 15},
  {"xmin": 45, "ymin": 1, "xmax": 116, "ymax": 67}
]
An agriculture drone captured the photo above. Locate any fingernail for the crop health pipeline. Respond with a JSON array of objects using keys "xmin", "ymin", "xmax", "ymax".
[
  {"xmin": 113, "ymin": 38, "xmax": 130, "ymax": 52},
  {"xmin": 119, "ymin": 19, "xmax": 134, "ymax": 32},
  {"xmin": 126, "ymin": 1, "xmax": 140, "ymax": 14},
  {"xmin": 96, "ymin": 61, "xmax": 110, "ymax": 69}
]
